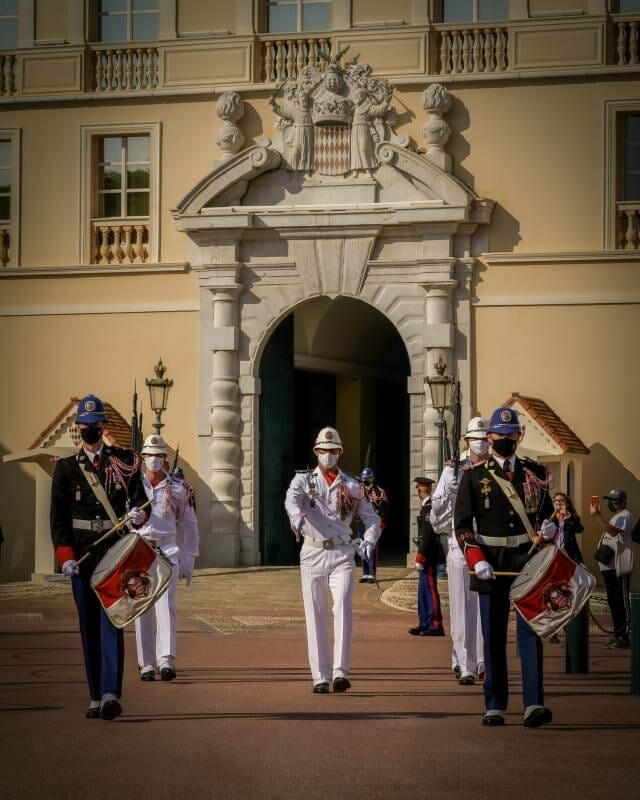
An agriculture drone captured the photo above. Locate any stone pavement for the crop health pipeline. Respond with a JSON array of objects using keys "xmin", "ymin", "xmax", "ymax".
[{"xmin": 1, "ymin": 566, "xmax": 639, "ymax": 800}]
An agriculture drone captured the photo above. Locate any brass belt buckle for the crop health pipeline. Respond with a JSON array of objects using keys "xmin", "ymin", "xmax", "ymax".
[
  {"xmin": 90, "ymin": 517, "xmax": 104, "ymax": 534},
  {"xmin": 322, "ymin": 539, "xmax": 335, "ymax": 550}
]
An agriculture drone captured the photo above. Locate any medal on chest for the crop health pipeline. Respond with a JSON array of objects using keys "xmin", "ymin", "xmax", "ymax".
[
  {"xmin": 75, "ymin": 486, "xmax": 81, "ymax": 502},
  {"xmin": 479, "ymin": 477, "xmax": 492, "ymax": 509},
  {"xmin": 306, "ymin": 472, "xmax": 319, "ymax": 508}
]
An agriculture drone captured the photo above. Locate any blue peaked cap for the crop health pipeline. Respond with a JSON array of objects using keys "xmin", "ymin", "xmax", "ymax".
[
  {"xmin": 486, "ymin": 406, "xmax": 521, "ymax": 434},
  {"xmin": 75, "ymin": 395, "xmax": 107, "ymax": 424}
]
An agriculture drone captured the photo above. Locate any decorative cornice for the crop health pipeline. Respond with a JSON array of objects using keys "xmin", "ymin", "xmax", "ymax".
[
  {"xmin": 480, "ymin": 250, "xmax": 639, "ymax": 265},
  {"xmin": 0, "ymin": 263, "xmax": 189, "ymax": 278}
]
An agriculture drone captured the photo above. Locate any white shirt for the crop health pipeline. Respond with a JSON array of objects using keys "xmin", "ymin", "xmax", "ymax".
[
  {"xmin": 597, "ymin": 508, "xmax": 636, "ymax": 576},
  {"xmin": 491, "ymin": 453, "xmax": 516, "ymax": 473},
  {"xmin": 138, "ymin": 472, "xmax": 200, "ymax": 558},
  {"xmin": 285, "ymin": 467, "xmax": 381, "ymax": 545},
  {"xmin": 83, "ymin": 444, "xmax": 104, "ymax": 463}
]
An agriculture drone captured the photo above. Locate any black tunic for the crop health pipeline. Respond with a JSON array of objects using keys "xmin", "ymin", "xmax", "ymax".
[
  {"xmin": 415, "ymin": 500, "xmax": 445, "ymax": 566},
  {"xmin": 50, "ymin": 446, "xmax": 147, "ymax": 575},
  {"xmin": 454, "ymin": 456, "xmax": 554, "ymax": 573}
]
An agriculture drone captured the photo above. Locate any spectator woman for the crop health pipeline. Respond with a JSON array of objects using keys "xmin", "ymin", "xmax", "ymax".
[{"xmin": 548, "ymin": 492, "xmax": 584, "ymax": 563}]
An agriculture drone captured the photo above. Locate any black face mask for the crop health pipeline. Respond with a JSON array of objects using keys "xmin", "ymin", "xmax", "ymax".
[
  {"xmin": 492, "ymin": 438, "xmax": 517, "ymax": 458},
  {"xmin": 80, "ymin": 425, "xmax": 103, "ymax": 445}
]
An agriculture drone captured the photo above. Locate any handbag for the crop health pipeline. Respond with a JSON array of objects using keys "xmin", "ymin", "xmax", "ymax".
[{"xmin": 593, "ymin": 535, "xmax": 615, "ymax": 565}]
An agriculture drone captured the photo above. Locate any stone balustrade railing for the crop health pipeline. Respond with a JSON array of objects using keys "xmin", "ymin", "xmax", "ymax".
[
  {"xmin": 613, "ymin": 17, "xmax": 640, "ymax": 66},
  {"xmin": 0, "ymin": 228, "xmax": 10, "ymax": 265},
  {"xmin": 435, "ymin": 25, "xmax": 508, "ymax": 75},
  {"xmin": 260, "ymin": 35, "xmax": 331, "ymax": 83},
  {"xmin": 616, "ymin": 202, "xmax": 640, "ymax": 249},
  {"xmin": 0, "ymin": 54, "xmax": 17, "ymax": 96},
  {"xmin": 92, "ymin": 46, "xmax": 159, "ymax": 91},
  {"xmin": 92, "ymin": 220, "xmax": 150, "ymax": 264}
]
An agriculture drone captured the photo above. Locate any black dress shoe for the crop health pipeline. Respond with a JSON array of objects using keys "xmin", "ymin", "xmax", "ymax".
[
  {"xmin": 160, "ymin": 667, "xmax": 177, "ymax": 681},
  {"xmin": 607, "ymin": 637, "xmax": 630, "ymax": 649},
  {"xmin": 459, "ymin": 674, "xmax": 475, "ymax": 686},
  {"xmin": 453, "ymin": 666, "xmax": 462, "ymax": 679},
  {"xmin": 86, "ymin": 707, "xmax": 101, "ymax": 719},
  {"xmin": 523, "ymin": 707, "xmax": 552, "ymax": 728},
  {"xmin": 100, "ymin": 699, "xmax": 122, "ymax": 720},
  {"xmin": 482, "ymin": 713, "xmax": 505, "ymax": 726},
  {"xmin": 359, "ymin": 576, "xmax": 369, "ymax": 584},
  {"xmin": 421, "ymin": 628, "xmax": 445, "ymax": 637},
  {"xmin": 333, "ymin": 677, "xmax": 351, "ymax": 693},
  {"xmin": 367, "ymin": 576, "xmax": 377, "ymax": 584},
  {"xmin": 408, "ymin": 626, "xmax": 428, "ymax": 636},
  {"xmin": 140, "ymin": 670, "xmax": 155, "ymax": 682},
  {"xmin": 313, "ymin": 682, "xmax": 330, "ymax": 694}
]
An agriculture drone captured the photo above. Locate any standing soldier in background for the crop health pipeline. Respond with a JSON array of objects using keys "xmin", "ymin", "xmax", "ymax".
[
  {"xmin": 455, "ymin": 406, "xmax": 555, "ymax": 727},
  {"xmin": 408, "ymin": 476, "xmax": 445, "ymax": 637},
  {"xmin": 50, "ymin": 395, "xmax": 148, "ymax": 720},
  {"xmin": 285, "ymin": 427, "xmax": 380, "ymax": 693},
  {"xmin": 431, "ymin": 417, "xmax": 488, "ymax": 685},
  {"xmin": 135, "ymin": 434, "xmax": 199, "ymax": 681},
  {"xmin": 357, "ymin": 467, "xmax": 388, "ymax": 584}
]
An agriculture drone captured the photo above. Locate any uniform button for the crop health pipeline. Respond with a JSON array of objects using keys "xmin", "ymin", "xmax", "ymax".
[
  {"xmin": 509, "ymin": 523, "xmax": 515, "ymax": 528},
  {"xmin": 509, "ymin": 510, "xmax": 515, "ymax": 515}
]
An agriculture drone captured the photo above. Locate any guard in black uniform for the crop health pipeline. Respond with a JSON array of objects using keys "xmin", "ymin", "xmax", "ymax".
[
  {"xmin": 454, "ymin": 406, "xmax": 554, "ymax": 727},
  {"xmin": 357, "ymin": 468, "xmax": 389, "ymax": 584},
  {"xmin": 409, "ymin": 476, "xmax": 445, "ymax": 636},
  {"xmin": 50, "ymin": 395, "xmax": 148, "ymax": 720}
]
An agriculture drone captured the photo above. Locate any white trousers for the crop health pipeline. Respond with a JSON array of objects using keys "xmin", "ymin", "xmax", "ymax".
[
  {"xmin": 135, "ymin": 544, "xmax": 179, "ymax": 670},
  {"xmin": 299, "ymin": 542, "xmax": 354, "ymax": 685},
  {"xmin": 447, "ymin": 548, "xmax": 484, "ymax": 676}
]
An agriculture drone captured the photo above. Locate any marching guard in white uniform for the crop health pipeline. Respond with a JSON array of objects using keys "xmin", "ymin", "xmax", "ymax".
[
  {"xmin": 285, "ymin": 427, "xmax": 381, "ymax": 693},
  {"xmin": 430, "ymin": 417, "xmax": 487, "ymax": 685},
  {"xmin": 135, "ymin": 435, "xmax": 199, "ymax": 681}
]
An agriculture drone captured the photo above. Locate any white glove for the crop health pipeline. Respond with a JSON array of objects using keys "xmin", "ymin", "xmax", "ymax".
[
  {"xmin": 61, "ymin": 559, "xmax": 79, "ymax": 577},
  {"xmin": 415, "ymin": 562, "xmax": 424, "ymax": 572},
  {"xmin": 445, "ymin": 477, "xmax": 459, "ymax": 493},
  {"xmin": 474, "ymin": 560, "xmax": 495, "ymax": 580},
  {"xmin": 180, "ymin": 554, "xmax": 196, "ymax": 587},
  {"xmin": 540, "ymin": 519, "xmax": 557, "ymax": 541},
  {"xmin": 127, "ymin": 506, "xmax": 146, "ymax": 526},
  {"xmin": 362, "ymin": 541, "xmax": 374, "ymax": 562}
]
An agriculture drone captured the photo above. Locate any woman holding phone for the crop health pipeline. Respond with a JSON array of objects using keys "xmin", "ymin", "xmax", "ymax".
[{"xmin": 547, "ymin": 492, "xmax": 584, "ymax": 563}]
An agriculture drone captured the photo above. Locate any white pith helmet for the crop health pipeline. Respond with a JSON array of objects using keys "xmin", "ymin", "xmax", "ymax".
[
  {"xmin": 141, "ymin": 434, "xmax": 167, "ymax": 455},
  {"xmin": 465, "ymin": 416, "xmax": 488, "ymax": 439},
  {"xmin": 314, "ymin": 426, "xmax": 343, "ymax": 451}
]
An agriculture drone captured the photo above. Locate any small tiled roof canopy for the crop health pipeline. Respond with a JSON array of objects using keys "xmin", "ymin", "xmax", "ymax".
[
  {"xmin": 504, "ymin": 393, "xmax": 590, "ymax": 455},
  {"xmin": 29, "ymin": 397, "xmax": 132, "ymax": 450}
]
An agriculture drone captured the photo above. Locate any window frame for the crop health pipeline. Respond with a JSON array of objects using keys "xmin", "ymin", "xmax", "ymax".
[
  {"xmin": 96, "ymin": 0, "xmax": 160, "ymax": 44},
  {"xmin": 80, "ymin": 122, "xmax": 160, "ymax": 265},
  {"xmin": 0, "ymin": 0, "xmax": 18, "ymax": 51},
  {"xmin": 266, "ymin": 0, "xmax": 333, "ymax": 34},
  {"xmin": 438, "ymin": 0, "xmax": 507, "ymax": 24},
  {"xmin": 604, "ymin": 100, "xmax": 640, "ymax": 248},
  {"xmin": 0, "ymin": 128, "xmax": 20, "ymax": 268},
  {"xmin": 97, "ymin": 134, "xmax": 151, "ymax": 219}
]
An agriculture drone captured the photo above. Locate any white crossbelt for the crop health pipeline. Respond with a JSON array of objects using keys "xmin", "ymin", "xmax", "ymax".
[
  {"xmin": 303, "ymin": 533, "xmax": 352, "ymax": 550},
  {"xmin": 476, "ymin": 533, "xmax": 530, "ymax": 548},
  {"xmin": 143, "ymin": 536, "xmax": 177, "ymax": 548},
  {"xmin": 72, "ymin": 518, "xmax": 111, "ymax": 532}
]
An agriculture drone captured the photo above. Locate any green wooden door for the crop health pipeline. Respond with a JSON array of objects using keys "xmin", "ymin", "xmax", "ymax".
[{"xmin": 259, "ymin": 314, "xmax": 297, "ymax": 565}]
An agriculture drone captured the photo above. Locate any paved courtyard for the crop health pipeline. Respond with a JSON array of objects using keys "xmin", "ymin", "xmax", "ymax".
[{"xmin": 1, "ymin": 566, "xmax": 639, "ymax": 800}]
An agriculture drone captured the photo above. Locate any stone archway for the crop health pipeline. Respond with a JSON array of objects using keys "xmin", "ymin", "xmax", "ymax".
[{"xmin": 173, "ymin": 73, "xmax": 494, "ymax": 567}]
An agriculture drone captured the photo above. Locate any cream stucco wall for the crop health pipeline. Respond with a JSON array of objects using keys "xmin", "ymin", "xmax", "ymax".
[
  {"xmin": 35, "ymin": 0, "xmax": 70, "ymax": 43},
  {"xmin": 352, "ymin": 0, "xmax": 413, "ymax": 24},
  {"xmin": 177, "ymin": 0, "xmax": 239, "ymax": 36}
]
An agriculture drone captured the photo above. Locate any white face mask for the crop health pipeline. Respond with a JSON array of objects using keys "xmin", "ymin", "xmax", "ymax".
[
  {"xmin": 468, "ymin": 440, "xmax": 489, "ymax": 456},
  {"xmin": 144, "ymin": 455, "xmax": 165, "ymax": 473},
  {"xmin": 317, "ymin": 452, "xmax": 339, "ymax": 469}
]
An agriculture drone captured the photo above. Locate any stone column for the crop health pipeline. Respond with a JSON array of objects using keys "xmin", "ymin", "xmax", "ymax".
[
  {"xmin": 423, "ymin": 280, "xmax": 457, "ymax": 480},
  {"xmin": 208, "ymin": 285, "xmax": 243, "ymax": 566}
]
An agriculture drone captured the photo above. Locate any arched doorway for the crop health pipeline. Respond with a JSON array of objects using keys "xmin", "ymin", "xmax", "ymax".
[{"xmin": 259, "ymin": 296, "xmax": 411, "ymax": 565}]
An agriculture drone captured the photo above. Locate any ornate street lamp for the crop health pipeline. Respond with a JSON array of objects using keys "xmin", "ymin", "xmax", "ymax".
[
  {"xmin": 426, "ymin": 356, "xmax": 455, "ymax": 476},
  {"xmin": 146, "ymin": 358, "xmax": 173, "ymax": 436}
]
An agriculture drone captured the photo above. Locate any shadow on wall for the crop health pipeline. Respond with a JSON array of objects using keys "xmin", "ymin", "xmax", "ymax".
[
  {"xmin": 582, "ymin": 442, "xmax": 640, "ymax": 592},
  {"xmin": 0, "ymin": 442, "xmax": 36, "ymax": 583}
]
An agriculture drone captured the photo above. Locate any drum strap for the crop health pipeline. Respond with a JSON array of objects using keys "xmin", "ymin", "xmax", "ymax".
[
  {"xmin": 487, "ymin": 466, "xmax": 536, "ymax": 543},
  {"xmin": 78, "ymin": 458, "xmax": 119, "ymax": 526}
]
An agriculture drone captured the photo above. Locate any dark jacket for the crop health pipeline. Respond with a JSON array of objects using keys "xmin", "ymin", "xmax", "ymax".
[
  {"xmin": 454, "ymin": 456, "xmax": 554, "ymax": 573},
  {"xmin": 559, "ymin": 514, "xmax": 584, "ymax": 563},
  {"xmin": 415, "ymin": 500, "xmax": 445, "ymax": 566},
  {"xmin": 50, "ymin": 445, "xmax": 147, "ymax": 575}
]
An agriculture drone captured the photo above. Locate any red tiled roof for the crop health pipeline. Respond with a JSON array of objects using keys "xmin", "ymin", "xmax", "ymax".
[
  {"xmin": 29, "ymin": 397, "xmax": 133, "ymax": 450},
  {"xmin": 504, "ymin": 393, "xmax": 590, "ymax": 455}
]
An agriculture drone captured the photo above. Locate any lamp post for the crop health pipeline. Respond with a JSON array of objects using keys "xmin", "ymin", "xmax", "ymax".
[
  {"xmin": 426, "ymin": 356, "xmax": 455, "ymax": 477},
  {"xmin": 145, "ymin": 358, "xmax": 173, "ymax": 436}
]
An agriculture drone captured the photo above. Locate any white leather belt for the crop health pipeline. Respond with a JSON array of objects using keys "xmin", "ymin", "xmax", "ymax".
[
  {"xmin": 145, "ymin": 536, "xmax": 176, "ymax": 547},
  {"xmin": 72, "ymin": 518, "xmax": 111, "ymax": 532},
  {"xmin": 303, "ymin": 534, "xmax": 351, "ymax": 550},
  {"xmin": 476, "ymin": 533, "xmax": 530, "ymax": 548}
]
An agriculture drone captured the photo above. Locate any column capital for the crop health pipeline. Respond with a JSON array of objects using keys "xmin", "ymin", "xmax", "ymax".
[{"xmin": 422, "ymin": 279, "xmax": 458, "ymax": 296}]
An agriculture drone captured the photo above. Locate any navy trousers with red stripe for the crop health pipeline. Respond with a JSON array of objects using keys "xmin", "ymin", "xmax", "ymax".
[
  {"xmin": 417, "ymin": 565, "xmax": 443, "ymax": 631},
  {"xmin": 71, "ymin": 574, "xmax": 124, "ymax": 701}
]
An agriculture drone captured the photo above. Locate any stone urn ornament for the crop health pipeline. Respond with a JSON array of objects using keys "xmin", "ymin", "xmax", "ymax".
[
  {"xmin": 216, "ymin": 91, "xmax": 245, "ymax": 160},
  {"xmin": 421, "ymin": 83, "xmax": 452, "ymax": 171}
]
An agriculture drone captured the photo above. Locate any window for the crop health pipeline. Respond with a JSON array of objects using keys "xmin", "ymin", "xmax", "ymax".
[
  {"xmin": 605, "ymin": 102, "xmax": 640, "ymax": 249},
  {"xmin": 98, "ymin": 0, "xmax": 158, "ymax": 43},
  {"xmin": 0, "ymin": 129, "xmax": 19, "ymax": 267},
  {"xmin": 268, "ymin": 0, "xmax": 331, "ymax": 33},
  {"xmin": 618, "ymin": 1, "xmax": 640, "ymax": 12},
  {"xmin": 442, "ymin": 0, "xmax": 507, "ymax": 23},
  {"xmin": 97, "ymin": 135, "xmax": 150, "ymax": 218},
  {"xmin": 620, "ymin": 114, "xmax": 640, "ymax": 201},
  {"xmin": 0, "ymin": 0, "xmax": 17, "ymax": 50},
  {"xmin": 81, "ymin": 123, "xmax": 159, "ymax": 265}
]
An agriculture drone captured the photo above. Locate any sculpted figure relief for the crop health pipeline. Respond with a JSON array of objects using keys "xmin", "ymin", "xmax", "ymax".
[
  {"xmin": 350, "ymin": 87, "xmax": 391, "ymax": 172},
  {"xmin": 269, "ymin": 86, "xmax": 314, "ymax": 173}
]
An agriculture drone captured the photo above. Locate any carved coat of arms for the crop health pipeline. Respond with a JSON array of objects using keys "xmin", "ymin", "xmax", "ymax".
[{"xmin": 268, "ymin": 51, "xmax": 402, "ymax": 177}]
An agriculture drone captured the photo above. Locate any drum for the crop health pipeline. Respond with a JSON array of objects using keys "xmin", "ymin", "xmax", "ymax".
[
  {"xmin": 510, "ymin": 546, "xmax": 596, "ymax": 638},
  {"xmin": 90, "ymin": 533, "xmax": 174, "ymax": 629}
]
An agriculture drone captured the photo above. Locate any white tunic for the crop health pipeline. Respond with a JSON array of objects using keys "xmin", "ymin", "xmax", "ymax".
[{"xmin": 138, "ymin": 473, "xmax": 199, "ymax": 559}]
